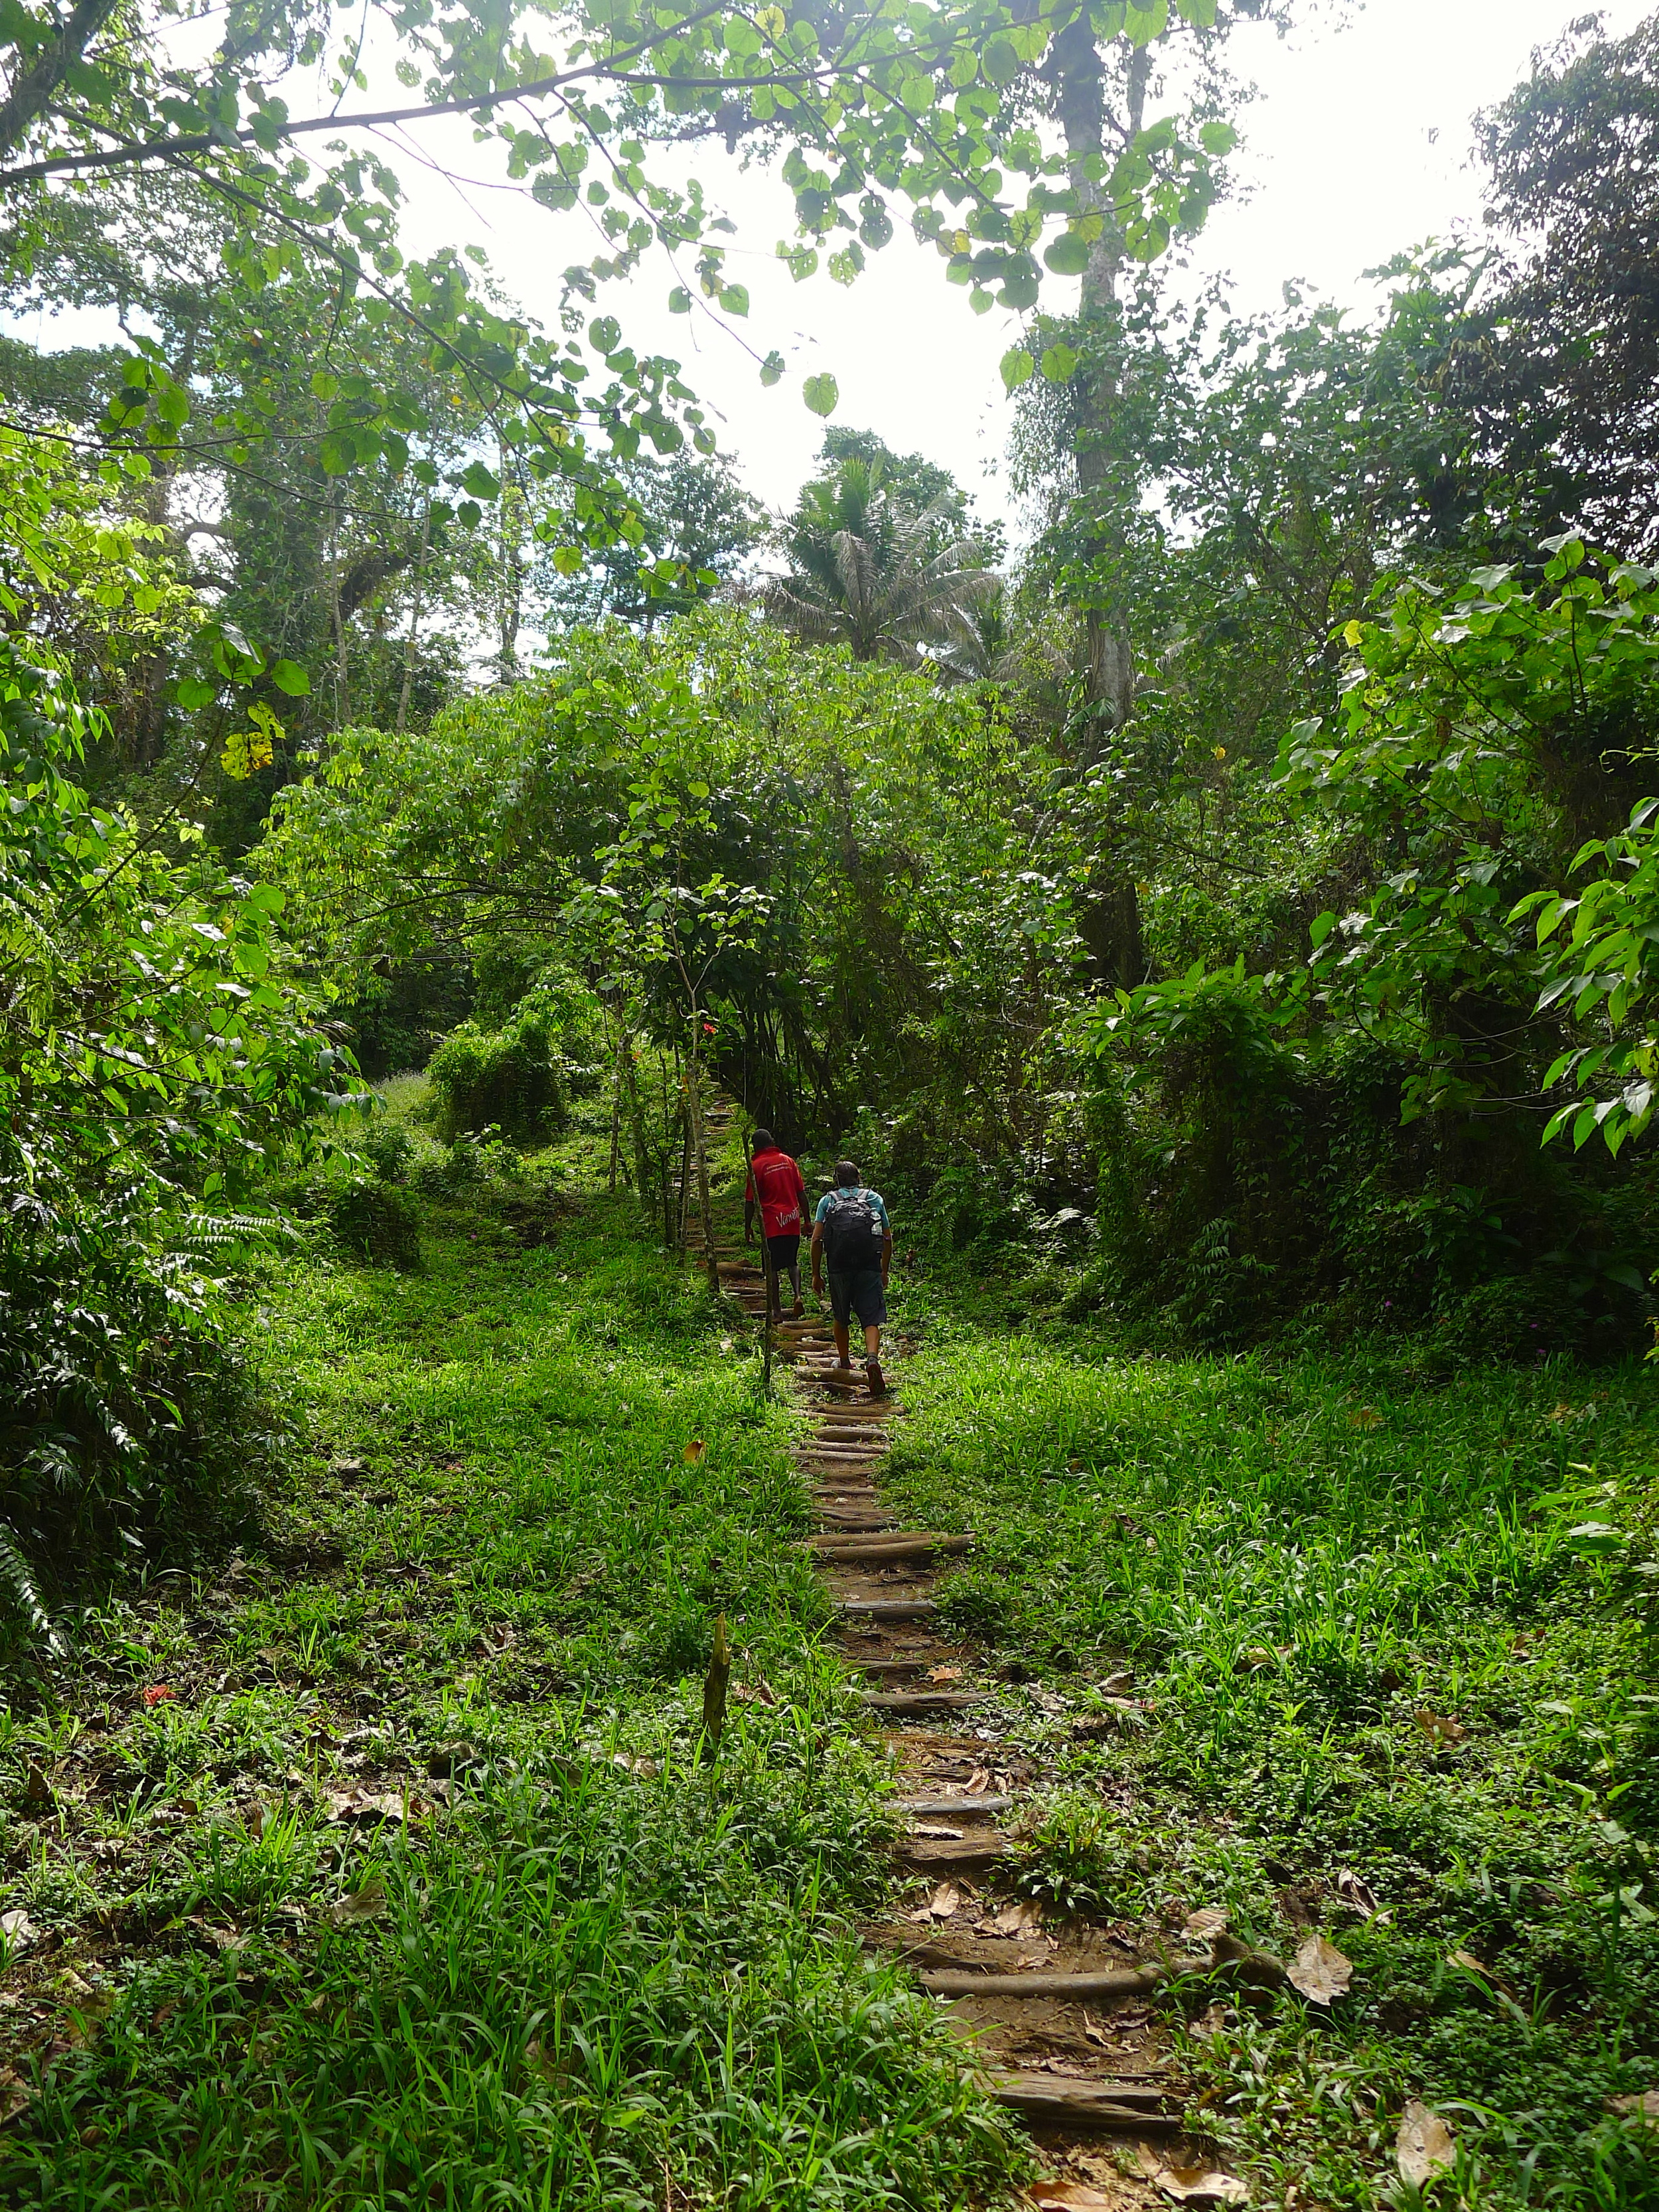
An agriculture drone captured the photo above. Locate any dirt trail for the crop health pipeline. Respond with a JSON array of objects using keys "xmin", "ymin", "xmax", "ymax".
[{"xmin": 687, "ymin": 1103, "xmax": 1206, "ymax": 2207}]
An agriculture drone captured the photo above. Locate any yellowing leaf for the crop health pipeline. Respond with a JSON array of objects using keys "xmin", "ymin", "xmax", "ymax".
[
  {"xmin": 684, "ymin": 1438, "xmax": 707, "ymax": 1464},
  {"xmin": 220, "ymin": 700, "xmax": 282, "ymax": 780},
  {"xmin": 1343, "ymin": 619, "xmax": 1366, "ymax": 647}
]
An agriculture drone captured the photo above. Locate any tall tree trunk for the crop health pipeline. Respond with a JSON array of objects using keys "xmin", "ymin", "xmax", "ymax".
[
  {"xmin": 1048, "ymin": 23, "xmax": 1150, "ymax": 987},
  {"xmin": 0, "ymin": 0, "xmax": 120, "ymax": 159},
  {"xmin": 1050, "ymin": 23, "xmax": 1149, "ymax": 740},
  {"xmin": 496, "ymin": 438, "xmax": 525, "ymax": 683},
  {"xmin": 328, "ymin": 498, "xmax": 352, "ymax": 728},
  {"xmin": 685, "ymin": 1028, "xmax": 720, "ymax": 1292},
  {"xmin": 397, "ymin": 496, "xmax": 431, "ymax": 735},
  {"xmin": 616, "ymin": 1029, "xmax": 652, "ymax": 1212}
]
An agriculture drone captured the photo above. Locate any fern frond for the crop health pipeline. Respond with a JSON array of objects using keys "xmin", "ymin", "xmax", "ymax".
[{"xmin": 0, "ymin": 1522, "xmax": 64, "ymax": 1657}]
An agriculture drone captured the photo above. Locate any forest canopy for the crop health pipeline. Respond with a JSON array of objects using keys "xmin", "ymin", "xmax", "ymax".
[
  {"xmin": 7, "ymin": 6, "xmax": 1659, "ymax": 2209},
  {"xmin": 6, "ymin": 4, "xmax": 1659, "ymax": 1620}
]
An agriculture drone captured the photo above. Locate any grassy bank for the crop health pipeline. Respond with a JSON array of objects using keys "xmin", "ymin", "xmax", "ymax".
[
  {"xmin": 5, "ymin": 1094, "xmax": 1656, "ymax": 2209},
  {"xmin": 0, "ymin": 1114, "xmax": 1023, "ymax": 2211},
  {"xmin": 881, "ymin": 1303, "xmax": 1659, "ymax": 2209}
]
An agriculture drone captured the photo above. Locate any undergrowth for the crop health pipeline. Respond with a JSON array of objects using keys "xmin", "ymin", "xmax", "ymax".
[
  {"xmin": 0, "ymin": 1098, "xmax": 1027, "ymax": 2211},
  {"xmin": 881, "ymin": 1303, "xmax": 1659, "ymax": 2209}
]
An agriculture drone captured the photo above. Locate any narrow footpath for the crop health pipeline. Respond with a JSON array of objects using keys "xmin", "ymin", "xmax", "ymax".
[{"xmin": 687, "ymin": 1102, "xmax": 1205, "ymax": 2209}]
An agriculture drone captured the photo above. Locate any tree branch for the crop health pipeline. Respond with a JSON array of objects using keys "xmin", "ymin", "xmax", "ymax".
[
  {"xmin": 0, "ymin": 0, "xmax": 122, "ymax": 162},
  {"xmin": 0, "ymin": 0, "xmax": 735, "ymax": 186}
]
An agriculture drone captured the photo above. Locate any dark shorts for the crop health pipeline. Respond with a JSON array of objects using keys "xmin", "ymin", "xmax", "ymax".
[
  {"xmin": 764, "ymin": 1232, "xmax": 800, "ymax": 1272},
  {"xmin": 828, "ymin": 1267, "xmax": 887, "ymax": 1329}
]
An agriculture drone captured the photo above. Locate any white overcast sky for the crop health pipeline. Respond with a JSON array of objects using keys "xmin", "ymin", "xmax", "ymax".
[
  {"xmin": 376, "ymin": 0, "xmax": 1652, "ymax": 523},
  {"xmin": 17, "ymin": 1, "xmax": 1653, "ymax": 522}
]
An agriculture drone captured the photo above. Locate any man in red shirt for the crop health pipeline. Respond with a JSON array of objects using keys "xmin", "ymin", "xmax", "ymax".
[{"xmin": 743, "ymin": 1128, "xmax": 808, "ymax": 1320}]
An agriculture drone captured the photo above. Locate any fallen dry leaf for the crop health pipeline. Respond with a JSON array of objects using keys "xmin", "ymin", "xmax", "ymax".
[
  {"xmin": 0, "ymin": 2068, "xmax": 33, "ymax": 2124},
  {"xmin": 1189, "ymin": 2000, "xmax": 1233, "ymax": 2040},
  {"xmin": 1287, "ymin": 1933, "xmax": 1352, "ymax": 2006},
  {"xmin": 1447, "ymin": 1947, "xmax": 1495, "ymax": 1982},
  {"xmin": 325, "ymin": 1789, "xmax": 407, "ymax": 1824},
  {"xmin": 610, "ymin": 1753, "xmax": 660, "ymax": 1777},
  {"xmin": 1136, "ymin": 2146, "xmax": 1249, "ymax": 2204},
  {"xmin": 683, "ymin": 1439, "xmax": 707, "ymax": 1465},
  {"xmin": 991, "ymin": 1897, "xmax": 1045, "ymax": 1938},
  {"xmin": 731, "ymin": 1680, "xmax": 778, "ymax": 1708},
  {"xmin": 22, "ymin": 1766, "xmax": 51, "ymax": 1810},
  {"xmin": 965, "ymin": 1766, "xmax": 994, "ymax": 1795},
  {"xmin": 1082, "ymin": 2008, "xmax": 1110, "ymax": 2047},
  {"xmin": 328, "ymin": 1880, "xmax": 387, "ymax": 1929},
  {"xmin": 1396, "ymin": 2100, "xmax": 1455, "ymax": 2187},
  {"xmin": 928, "ymin": 1881, "xmax": 962, "ymax": 1921},
  {"xmin": 1415, "ymin": 1709, "xmax": 1467, "ymax": 1747},
  {"xmin": 0, "ymin": 1911, "xmax": 35, "ymax": 1951},
  {"xmin": 1336, "ymin": 1868, "xmax": 1382, "ymax": 1920},
  {"xmin": 926, "ymin": 1665, "xmax": 964, "ymax": 1684},
  {"xmin": 1611, "ymin": 2090, "xmax": 1659, "ymax": 2126},
  {"xmin": 1185, "ymin": 1907, "xmax": 1230, "ymax": 1941},
  {"xmin": 1027, "ymin": 2186, "xmax": 1118, "ymax": 2211},
  {"xmin": 1350, "ymin": 1406, "xmax": 1383, "ymax": 1430}
]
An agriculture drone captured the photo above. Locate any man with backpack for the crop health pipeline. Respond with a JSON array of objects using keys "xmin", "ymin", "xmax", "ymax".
[
  {"xmin": 810, "ymin": 1159, "xmax": 893, "ymax": 1396},
  {"xmin": 744, "ymin": 1128, "xmax": 808, "ymax": 1320}
]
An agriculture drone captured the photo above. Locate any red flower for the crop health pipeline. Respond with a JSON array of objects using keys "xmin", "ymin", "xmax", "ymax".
[{"xmin": 142, "ymin": 1684, "xmax": 175, "ymax": 1708}]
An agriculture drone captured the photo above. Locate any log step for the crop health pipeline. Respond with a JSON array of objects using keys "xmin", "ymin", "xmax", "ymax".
[
  {"xmin": 861, "ymin": 1689, "xmax": 984, "ymax": 1715},
  {"xmin": 835, "ymin": 1598, "xmax": 938, "ymax": 1621},
  {"xmin": 986, "ymin": 2073, "xmax": 1181, "ymax": 2130},
  {"xmin": 898, "ymin": 1834, "xmax": 1008, "ymax": 1870},
  {"xmin": 920, "ymin": 1967, "xmax": 1162, "ymax": 2001},
  {"xmin": 810, "ymin": 1533, "xmax": 971, "ymax": 1562},
  {"xmin": 894, "ymin": 1793, "xmax": 1011, "ymax": 1816}
]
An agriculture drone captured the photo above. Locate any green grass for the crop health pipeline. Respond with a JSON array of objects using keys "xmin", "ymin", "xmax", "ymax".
[
  {"xmin": 7, "ymin": 1098, "xmax": 1658, "ymax": 2209},
  {"xmin": 877, "ymin": 1303, "xmax": 1659, "ymax": 2209},
  {"xmin": 0, "ymin": 1110, "xmax": 1027, "ymax": 2210}
]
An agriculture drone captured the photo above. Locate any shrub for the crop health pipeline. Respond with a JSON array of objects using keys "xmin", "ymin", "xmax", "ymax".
[
  {"xmin": 409, "ymin": 1130, "xmax": 524, "ymax": 1199},
  {"xmin": 427, "ymin": 1009, "xmax": 567, "ymax": 1143},
  {"xmin": 325, "ymin": 1179, "xmax": 422, "ymax": 1270},
  {"xmin": 360, "ymin": 1120, "xmax": 413, "ymax": 1185},
  {"xmin": 0, "ymin": 628, "xmax": 350, "ymax": 1649}
]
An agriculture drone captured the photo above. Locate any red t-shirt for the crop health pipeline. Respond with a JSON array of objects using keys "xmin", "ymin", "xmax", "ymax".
[{"xmin": 745, "ymin": 1147, "xmax": 806, "ymax": 1237}]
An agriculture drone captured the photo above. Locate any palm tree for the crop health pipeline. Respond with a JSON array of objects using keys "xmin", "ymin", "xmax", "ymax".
[{"xmin": 762, "ymin": 456, "xmax": 998, "ymax": 664}]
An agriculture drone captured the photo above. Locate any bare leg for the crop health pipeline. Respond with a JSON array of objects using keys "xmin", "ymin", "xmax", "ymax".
[
  {"xmin": 833, "ymin": 1321, "xmax": 852, "ymax": 1367},
  {"xmin": 863, "ymin": 1322, "xmax": 882, "ymax": 1363}
]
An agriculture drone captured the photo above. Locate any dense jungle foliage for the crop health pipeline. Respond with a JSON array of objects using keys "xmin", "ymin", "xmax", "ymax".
[
  {"xmin": 3, "ymin": 0, "xmax": 1659, "ymax": 1611},
  {"xmin": 4, "ymin": 0, "xmax": 1659, "ymax": 2201}
]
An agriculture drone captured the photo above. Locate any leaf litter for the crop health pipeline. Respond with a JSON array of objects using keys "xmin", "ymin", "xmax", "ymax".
[
  {"xmin": 1396, "ymin": 2101, "xmax": 1456, "ymax": 2186},
  {"xmin": 1287, "ymin": 1933, "xmax": 1352, "ymax": 2005},
  {"xmin": 1136, "ymin": 2145, "xmax": 1250, "ymax": 2203}
]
